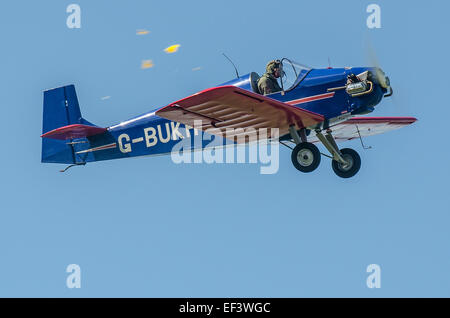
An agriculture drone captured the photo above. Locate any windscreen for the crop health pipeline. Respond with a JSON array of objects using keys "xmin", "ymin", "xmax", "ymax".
[{"xmin": 280, "ymin": 58, "xmax": 311, "ymax": 91}]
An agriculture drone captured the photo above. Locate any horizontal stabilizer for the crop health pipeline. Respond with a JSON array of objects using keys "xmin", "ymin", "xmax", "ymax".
[{"xmin": 41, "ymin": 124, "xmax": 107, "ymax": 140}]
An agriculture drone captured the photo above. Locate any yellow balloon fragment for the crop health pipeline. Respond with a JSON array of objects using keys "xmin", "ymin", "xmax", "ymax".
[
  {"xmin": 164, "ymin": 44, "xmax": 181, "ymax": 54},
  {"xmin": 141, "ymin": 60, "xmax": 154, "ymax": 69},
  {"xmin": 136, "ymin": 29, "xmax": 150, "ymax": 35}
]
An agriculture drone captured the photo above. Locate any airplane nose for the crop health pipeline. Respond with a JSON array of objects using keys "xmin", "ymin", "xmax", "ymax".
[
  {"xmin": 384, "ymin": 83, "xmax": 393, "ymax": 97},
  {"xmin": 370, "ymin": 68, "xmax": 393, "ymax": 97}
]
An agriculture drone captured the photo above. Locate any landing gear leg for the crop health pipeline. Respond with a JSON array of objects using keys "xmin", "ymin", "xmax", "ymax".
[
  {"xmin": 289, "ymin": 125, "xmax": 321, "ymax": 173},
  {"xmin": 315, "ymin": 129, "xmax": 361, "ymax": 178}
]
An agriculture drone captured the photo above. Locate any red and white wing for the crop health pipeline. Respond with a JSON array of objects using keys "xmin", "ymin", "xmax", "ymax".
[
  {"xmin": 156, "ymin": 86, "xmax": 324, "ymax": 142},
  {"xmin": 308, "ymin": 117, "xmax": 417, "ymax": 143}
]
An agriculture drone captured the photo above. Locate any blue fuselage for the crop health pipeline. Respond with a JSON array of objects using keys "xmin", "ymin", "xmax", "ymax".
[{"xmin": 76, "ymin": 67, "xmax": 387, "ymax": 163}]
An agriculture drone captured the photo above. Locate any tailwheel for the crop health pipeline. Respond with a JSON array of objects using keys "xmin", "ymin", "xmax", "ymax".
[
  {"xmin": 291, "ymin": 142, "xmax": 321, "ymax": 173},
  {"xmin": 331, "ymin": 148, "xmax": 361, "ymax": 179}
]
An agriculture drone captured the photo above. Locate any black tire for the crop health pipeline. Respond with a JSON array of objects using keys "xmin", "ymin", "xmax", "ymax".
[
  {"xmin": 291, "ymin": 142, "xmax": 321, "ymax": 173},
  {"xmin": 332, "ymin": 148, "xmax": 361, "ymax": 178}
]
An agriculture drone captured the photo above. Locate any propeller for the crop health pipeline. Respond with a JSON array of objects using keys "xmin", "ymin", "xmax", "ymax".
[
  {"xmin": 364, "ymin": 36, "xmax": 404, "ymax": 112},
  {"xmin": 365, "ymin": 40, "xmax": 390, "ymax": 90}
]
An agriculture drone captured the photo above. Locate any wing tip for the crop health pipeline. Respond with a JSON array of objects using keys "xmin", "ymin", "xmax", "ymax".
[{"xmin": 348, "ymin": 116, "xmax": 418, "ymax": 125}]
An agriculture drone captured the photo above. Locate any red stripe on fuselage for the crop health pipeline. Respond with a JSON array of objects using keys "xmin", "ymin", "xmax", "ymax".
[{"xmin": 286, "ymin": 92, "xmax": 335, "ymax": 106}]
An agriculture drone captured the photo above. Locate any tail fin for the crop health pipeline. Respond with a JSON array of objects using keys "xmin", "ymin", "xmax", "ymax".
[
  {"xmin": 43, "ymin": 84, "xmax": 82, "ymax": 134},
  {"xmin": 41, "ymin": 85, "xmax": 101, "ymax": 164}
]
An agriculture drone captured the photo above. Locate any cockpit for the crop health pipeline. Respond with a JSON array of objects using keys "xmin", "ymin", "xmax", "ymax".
[
  {"xmin": 220, "ymin": 58, "xmax": 312, "ymax": 96},
  {"xmin": 250, "ymin": 58, "xmax": 312, "ymax": 95}
]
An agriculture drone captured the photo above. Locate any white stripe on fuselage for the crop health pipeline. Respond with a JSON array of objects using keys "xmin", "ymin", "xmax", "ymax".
[
  {"xmin": 75, "ymin": 143, "xmax": 117, "ymax": 154},
  {"xmin": 108, "ymin": 111, "xmax": 156, "ymax": 130}
]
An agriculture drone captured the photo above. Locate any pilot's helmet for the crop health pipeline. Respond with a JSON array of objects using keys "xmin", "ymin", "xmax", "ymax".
[{"xmin": 266, "ymin": 60, "xmax": 282, "ymax": 74}]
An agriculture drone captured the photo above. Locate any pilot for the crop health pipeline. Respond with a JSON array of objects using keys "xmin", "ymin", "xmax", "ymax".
[{"xmin": 257, "ymin": 60, "xmax": 283, "ymax": 95}]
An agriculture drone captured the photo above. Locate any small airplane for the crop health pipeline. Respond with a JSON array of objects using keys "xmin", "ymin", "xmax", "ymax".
[{"xmin": 40, "ymin": 58, "xmax": 417, "ymax": 178}]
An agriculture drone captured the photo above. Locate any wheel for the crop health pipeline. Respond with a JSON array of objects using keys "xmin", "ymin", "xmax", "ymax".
[
  {"xmin": 291, "ymin": 142, "xmax": 321, "ymax": 173},
  {"xmin": 332, "ymin": 148, "xmax": 361, "ymax": 178}
]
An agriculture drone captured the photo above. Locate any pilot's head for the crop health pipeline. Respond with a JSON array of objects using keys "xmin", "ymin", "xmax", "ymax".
[{"xmin": 266, "ymin": 60, "xmax": 282, "ymax": 78}]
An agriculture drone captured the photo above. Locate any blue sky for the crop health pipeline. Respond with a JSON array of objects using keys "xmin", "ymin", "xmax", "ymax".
[{"xmin": 0, "ymin": 0, "xmax": 449, "ymax": 297}]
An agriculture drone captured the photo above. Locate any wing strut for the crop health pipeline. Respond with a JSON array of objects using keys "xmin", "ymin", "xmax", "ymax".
[{"xmin": 355, "ymin": 125, "xmax": 372, "ymax": 150}]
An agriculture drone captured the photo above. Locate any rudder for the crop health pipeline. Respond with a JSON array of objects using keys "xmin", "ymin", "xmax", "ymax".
[{"xmin": 42, "ymin": 85, "xmax": 86, "ymax": 164}]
